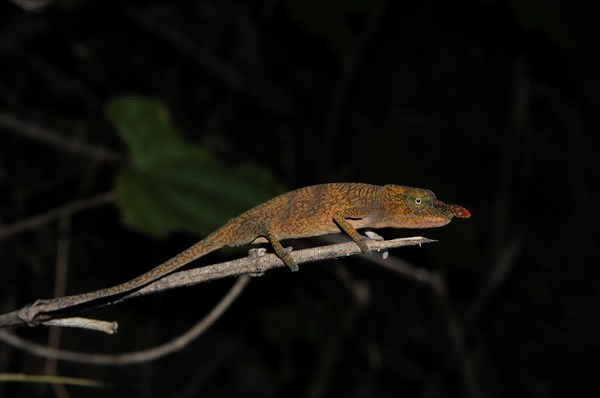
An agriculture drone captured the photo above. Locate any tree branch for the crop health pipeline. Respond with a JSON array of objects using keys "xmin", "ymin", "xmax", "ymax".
[
  {"xmin": 0, "ymin": 112, "xmax": 124, "ymax": 164},
  {"xmin": 0, "ymin": 191, "xmax": 116, "ymax": 241},
  {"xmin": 0, "ymin": 236, "xmax": 434, "ymax": 330},
  {"xmin": 369, "ymin": 245, "xmax": 483, "ymax": 398},
  {"xmin": 0, "ymin": 276, "xmax": 251, "ymax": 365}
]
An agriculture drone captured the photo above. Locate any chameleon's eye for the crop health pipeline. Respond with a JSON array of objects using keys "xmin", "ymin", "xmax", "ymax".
[{"xmin": 415, "ymin": 198, "xmax": 422, "ymax": 205}]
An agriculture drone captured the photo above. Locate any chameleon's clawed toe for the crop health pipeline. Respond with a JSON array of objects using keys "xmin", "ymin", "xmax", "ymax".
[
  {"xmin": 31, "ymin": 299, "xmax": 48, "ymax": 307},
  {"xmin": 283, "ymin": 255, "xmax": 299, "ymax": 272},
  {"xmin": 281, "ymin": 246, "xmax": 298, "ymax": 271}
]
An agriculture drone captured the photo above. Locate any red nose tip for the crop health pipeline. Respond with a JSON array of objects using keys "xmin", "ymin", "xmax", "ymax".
[{"xmin": 449, "ymin": 204, "xmax": 471, "ymax": 218}]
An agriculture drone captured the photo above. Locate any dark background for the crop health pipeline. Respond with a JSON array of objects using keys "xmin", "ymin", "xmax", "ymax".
[{"xmin": 1, "ymin": 0, "xmax": 598, "ymax": 397}]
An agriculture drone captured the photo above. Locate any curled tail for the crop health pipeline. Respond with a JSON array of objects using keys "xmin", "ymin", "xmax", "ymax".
[{"xmin": 36, "ymin": 224, "xmax": 234, "ymax": 314}]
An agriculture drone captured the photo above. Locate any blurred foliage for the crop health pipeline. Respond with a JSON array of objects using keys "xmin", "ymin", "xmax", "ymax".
[
  {"xmin": 511, "ymin": 0, "xmax": 576, "ymax": 48},
  {"xmin": 284, "ymin": 0, "xmax": 371, "ymax": 55},
  {"xmin": 107, "ymin": 96, "xmax": 285, "ymax": 237}
]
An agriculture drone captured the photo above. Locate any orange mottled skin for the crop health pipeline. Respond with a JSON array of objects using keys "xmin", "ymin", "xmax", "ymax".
[{"xmin": 38, "ymin": 183, "xmax": 470, "ymax": 309}]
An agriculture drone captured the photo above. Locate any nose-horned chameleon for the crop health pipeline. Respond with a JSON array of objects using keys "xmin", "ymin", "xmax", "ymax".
[{"xmin": 32, "ymin": 183, "xmax": 470, "ymax": 313}]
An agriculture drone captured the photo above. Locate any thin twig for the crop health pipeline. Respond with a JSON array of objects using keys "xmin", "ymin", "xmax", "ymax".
[
  {"xmin": 0, "ymin": 276, "xmax": 250, "ymax": 365},
  {"xmin": 318, "ymin": 0, "xmax": 389, "ymax": 176},
  {"xmin": 125, "ymin": 6, "xmax": 288, "ymax": 111},
  {"xmin": 42, "ymin": 318, "xmax": 117, "ymax": 335},
  {"xmin": 0, "ymin": 191, "xmax": 116, "ymax": 241},
  {"xmin": 306, "ymin": 267, "xmax": 371, "ymax": 398},
  {"xmin": 373, "ymin": 253, "xmax": 483, "ymax": 398},
  {"xmin": 6, "ymin": 0, "xmax": 55, "ymax": 12},
  {"xmin": 463, "ymin": 237, "xmax": 523, "ymax": 333},
  {"xmin": 430, "ymin": 281, "xmax": 482, "ymax": 398},
  {"xmin": 0, "ymin": 112, "xmax": 124, "ymax": 164},
  {"xmin": 0, "ymin": 373, "xmax": 103, "ymax": 387},
  {"xmin": 45, "ymin": 215, "xmax": 72, "ymax": 398},
  {"xmin": 0, "ymin": 236, "xmax": 434, "ymax": 329}
]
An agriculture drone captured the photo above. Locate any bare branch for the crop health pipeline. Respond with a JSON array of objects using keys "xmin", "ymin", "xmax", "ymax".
[
  {"xmin": 370, "ymin": 247, "xmax": 483, "ymax": 398},
  {"xmin": 317, "ymin": 0, "xmax": 389, "ymax": 177},
  {"xmin": 0, "ymin": 112, "xmax": 124, "ymax": 164},
  {"xmin": 7, "ymin": 0, "xmax": 54, "ymax": 12},
  {"xmin": 42, "ymin": 318, "xmax": 118, "ymax": 335},
  {"xmin": 0, "ymin": 276, "xmax": 250, "ymax": 365},
  {"xmin": 0, "ymin": 191, "xmax": 116, "ymax": 241},
  {"xmin": 0, "ymin": 236, "xmax": 434, "ymax": 330},
  {"xmin": 306, "ymin": 266, "xmax": 371, "ymax": 398},
  {"xmin": 0, "ymin": 372, "xmax": 103, "ymax": 387}
]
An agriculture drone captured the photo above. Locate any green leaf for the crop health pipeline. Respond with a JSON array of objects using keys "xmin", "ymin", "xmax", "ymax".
[
  {"xmin": 107, "ymin": 95, "xmax": 285, "ymax": 237},
  {"xmin": 106, "ymin": 96, "xmax": 211, "ymax": 170}
]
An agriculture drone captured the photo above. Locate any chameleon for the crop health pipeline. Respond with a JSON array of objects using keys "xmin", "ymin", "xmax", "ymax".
[{"xmin": 31, "ymin": 183, "xmax": 470, "ymax": 314}]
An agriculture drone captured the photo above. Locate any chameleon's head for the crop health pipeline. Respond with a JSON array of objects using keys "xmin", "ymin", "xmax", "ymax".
[{"xmin": 382, "ymin": 185, "xmax": 471, "ymax": 228}]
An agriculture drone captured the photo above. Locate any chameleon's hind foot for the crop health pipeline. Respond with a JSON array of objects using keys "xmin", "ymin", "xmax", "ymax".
[
  {"xmin": 248, "ymin": 248, "xmax": 267, "ymax": 277},
  {"xmin": 266, "ymin": 229, "xmax": 299, "ymax": 272},
  {"xmin": 281, "ymin": 246, "xmax": 298, "ymax": 272}
]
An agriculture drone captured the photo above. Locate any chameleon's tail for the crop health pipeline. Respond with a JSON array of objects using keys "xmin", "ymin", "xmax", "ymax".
[
  {"xmin": 108, "ymin": 226, "xmax": 231, "ymax": 294},
  {"xmin": 36, "ymin": 224, "xmax": 234, "ymax": 314}
]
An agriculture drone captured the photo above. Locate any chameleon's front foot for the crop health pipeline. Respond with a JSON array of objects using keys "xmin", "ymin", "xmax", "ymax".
[
  {"xmin": 333, "ymin": 211, "xmax": 372, "ymax": 255},
  {"xmin": 355, "ymin": 236, "xmax": 372, "ymax": 254},
  {"xmin": 365, "ymin": 230, "xmax": 387, "ymax": 258}
]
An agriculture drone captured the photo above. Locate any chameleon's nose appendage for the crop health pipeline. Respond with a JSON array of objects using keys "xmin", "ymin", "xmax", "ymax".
[
  {"xmin": 448, "ymin": 204, "xmax": 471, "ymax": 218},
  {"xmin": 432, "ymin": 199, "xmax": 471, "ymax": 220}
]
